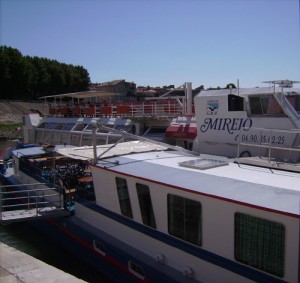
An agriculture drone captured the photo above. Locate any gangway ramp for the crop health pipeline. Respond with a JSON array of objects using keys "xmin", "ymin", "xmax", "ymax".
[{"xmin": 0, "ymin": 183, "xmax": 72, "ymax": 224}]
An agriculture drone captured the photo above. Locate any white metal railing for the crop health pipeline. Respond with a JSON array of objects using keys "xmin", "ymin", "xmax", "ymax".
[
  {"xmin": 47, "ymin": 100, "xmax": 187, "ymax": 119},
  {"xmin": 236, "ymin": 127, "xmax": 300, "ymax": 163},
  {"xmin": 0, "ymin": 183, "xmax": 68, "ymax": 223}
]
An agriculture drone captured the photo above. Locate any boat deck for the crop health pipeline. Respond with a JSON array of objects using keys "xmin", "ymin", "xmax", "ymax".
[
  {"xmin": 0, "ymin": 207, "xmax": 70, "ymax": 224},
  {"xmin": 235, "ymin": 156, "xmax": 300, "ymax": 173}
]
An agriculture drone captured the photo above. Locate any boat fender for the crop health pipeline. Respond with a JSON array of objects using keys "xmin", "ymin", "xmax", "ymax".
[
  {"xmin": 239, "ymin": 150, "xmax": 251, "ymax": 158},
  {"xmin": 154, "ymin": 253, "xmax": 165, "ymax": 264},
  {"xmin": 183, "ymin": 267, "xmax": 193, "ymax": 278}
]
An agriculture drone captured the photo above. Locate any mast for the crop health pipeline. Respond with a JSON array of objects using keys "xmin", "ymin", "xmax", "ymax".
[{"xmin": 186, "ymin": 82, "xmax": 193, "ymax": 116}]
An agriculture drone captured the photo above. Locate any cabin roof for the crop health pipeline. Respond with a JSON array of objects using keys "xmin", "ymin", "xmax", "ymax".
[
  {"xmin": 12, "ymin": 146, "xmax": 45, "ymax": 157},
  {"xmin": 195, "ymin": 87, "xmax": 300, "ymax": 98},
  {"xmin": 92, "ymin": 148, "xmax": 300, "ymax": 217},
  {"xmin": 39, "ymin": 90, "xmax": 120, "ymax": 100},
  {"xmin": 56, "ymin": 141, "xmax": 170, "ymax": 161}
]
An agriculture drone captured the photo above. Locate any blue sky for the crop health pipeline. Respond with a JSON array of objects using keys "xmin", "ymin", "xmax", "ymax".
[{"xmin": 1, "ymin": 0, "xmax": 299, "ymax": 89}]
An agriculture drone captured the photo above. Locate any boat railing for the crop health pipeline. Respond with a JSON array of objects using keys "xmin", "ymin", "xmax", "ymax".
[
  {"xmin": 0, "ymin": 182, "xmax": 70, "ymax": 224},
  {"xmin": 47, "ymin": 100, "xmax": 187, "ymax": 119},
  {"xmin": 236, "ymin": 127, "xmax": 300, "ymax": 172}
]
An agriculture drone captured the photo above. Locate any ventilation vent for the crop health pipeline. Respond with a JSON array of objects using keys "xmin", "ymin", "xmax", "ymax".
[{"xmin": 179, "ymin": 158, "xmax": 228, "ymax": 170}]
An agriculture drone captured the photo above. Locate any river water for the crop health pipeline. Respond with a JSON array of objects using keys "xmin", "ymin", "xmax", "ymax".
[{"xmin": 0, "ymin": 140, "xmax": 112, "ymax": 283}]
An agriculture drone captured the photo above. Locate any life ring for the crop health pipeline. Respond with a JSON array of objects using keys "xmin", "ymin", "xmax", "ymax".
[{"xmin": 239, "ymin": 150, "xmax": 251, "ymax": 158}]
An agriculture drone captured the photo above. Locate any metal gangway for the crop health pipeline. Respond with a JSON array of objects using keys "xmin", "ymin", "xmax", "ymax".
[{"xmin": 0, "ymin": 182, "xmax": 71, "ymax": 224}]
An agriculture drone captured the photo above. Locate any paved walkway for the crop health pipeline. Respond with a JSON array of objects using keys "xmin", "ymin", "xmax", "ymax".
[{"xmin": 0, "ymin": 242, "xmax": 86, "ymax": 283}]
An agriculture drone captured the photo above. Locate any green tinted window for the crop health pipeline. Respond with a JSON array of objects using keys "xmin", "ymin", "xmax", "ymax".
[
  {"xmin": 116, "ymin": 177, "xmax": 133, "ymax": 218},
  {"xmin": 136, "ymin": 183, "xmax": 156, "ymax": 228},
  {"xmin": 168, "ymin": 194, "xmax": 202, "ymax": 246},
  {"xmin": 235, "ymin": 213, "xmax": 285, "ymax": 277}
]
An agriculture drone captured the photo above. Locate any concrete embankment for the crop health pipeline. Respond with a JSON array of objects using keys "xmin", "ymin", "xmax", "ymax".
[{"xmin": 0, "ymin": 242, "xmax": 86, "ymax": 283}]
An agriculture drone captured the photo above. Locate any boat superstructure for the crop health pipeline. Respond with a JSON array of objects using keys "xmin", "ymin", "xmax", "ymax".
[
  {"xmin": 1, "ymin": 80, "xmax": 300, "ymax": 283},
  {"xmin": 22, "ymin": 83, "xmax": 195, "ymax": 146},
  {"xmin": 194, "ymin": 80, "xmax": 300, "ymax": 160}
]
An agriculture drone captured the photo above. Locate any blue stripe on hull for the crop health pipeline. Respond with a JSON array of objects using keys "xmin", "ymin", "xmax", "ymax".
[
  {"xmin": 81, "ymin": 199, "xmax": 289, "ymax": 283},
  {"xmin": 32, "ymin": 217, "xmax": 185, "ymax": 283}
]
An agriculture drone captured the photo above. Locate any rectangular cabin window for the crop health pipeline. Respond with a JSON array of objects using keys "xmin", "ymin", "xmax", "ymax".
[
  {"xmin": 228, "ymin": 94, "xmax": 244, "ymax": 111},
  {"xmin": 81, "ymin": 135, "xmax": 93, "ymax": 146},
  {"xmin": 286, "ymin": 94, "xmax": 300, "ymax": 113},
  {"xmin": 54, "ymin": 123, "xmax": 65, "ymax": 130},
  {"xmin": 62, "ymin": 123, "xmax": 75, "ymax": 131},
  {"xmin": 136, "ymin": 183, "xmax": 156, "ymax": 228},
  {"xmin": 73, "ymin": 124, "xmax": 87, "ymax": 131},
  {"xmin": 45, "ymin": 123, "xmax": 56, "ymax": 129},
  {"xmin": 261, "ymin": 96, "xmax": 283, "ymax": 115},
  {"xmin": 234, "ymin": 213, "xmax": 285, "ymax": 277},
  {"xmin": 116, "ymin": 177, "xmax": 133, "ymax": 218},
  {"xmin": 168, "ymin": 194, "xmax": 202, "ymax": 246},
  {"xmin": 250, "ymin": 96, "xmax": 284, "ymax": 116},
  {"xmin": 37, "ymin": 122, "xmax": 47, "ymax": 129},
  {"xmin": 249, "ymin": 97, "xmax": 262, "ymax": 114},
  {"xmin": 84, "ymin": 124, "xmax": 95, "ymax": 132}
]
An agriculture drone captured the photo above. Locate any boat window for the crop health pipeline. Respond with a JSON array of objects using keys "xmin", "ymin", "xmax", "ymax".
[
  {"xmin": 116, "ymin": 177, "xmax": 133, "ymax": 218},
  {"xmin": 144, "ymin": 127, "xmax": 166, "ymax": 134},
  {"xmin": 73, "ymin": 124, "xmax": 87, "ymax": 131},
  {"xmin": 62, "ymin": 123, "xmax": 75, "ymax": 131},
  {"xmin": 128, "ymin": 261, "xmax": 145, "ymax": 280},
  {"xmin": 136, "ymin": 183, "xmax": 156, "ymax": 228},
  {"xmin": 249, "ymin": 97, "xmax": 262, "ymax": 114},
  {"xmin": 228, "ymin": 94, "xmax": 244, "ymax": 111},
  {"xmin": 261, "ymin": 96, "xmax": 283, "ymax": 115},
  {"xmin": 249, "ymin": 96, "xmax": 284, "ymax": 116},
  {"xmin": 167, "ymin": 194, "xmax": 202, "ymax": 246},
  {"xmin": 45, "ymin": 123, "xmax": 56, "ymax": 129},
  {"xmin": 234, "ymin": 213, "xmax": 285, "ymax": 277},
  {"xmin": 54, "ymin": 123, "xmax": 65, "ymax": 130},
  {"xmin": 81, "ymin": 135, "xmax": 93, "ymax": 146},
  {"xmin": 114, "ymin": 125, "xmax": 131, "ymax": 132},
  {"xmin": 77, "ymin": 177, "xmax": 95, "ymax": 201},
  {"xmin": 37, "ymin": 122, "xmax": 47, "ymax": 129},
  {"xmin": 93, "ymin": 240, "xmax": 106, "ymax": 256},
  {"xmin": 286, "ymin": 94, "xmax": 300, "ymax": 114},
  {"xmin": 84, "ymin": 124, "xmax": 96, "ymax": 132},
  {"xmin": 70, "ymin": 133, "xmax": 81, "ymax": 146}
]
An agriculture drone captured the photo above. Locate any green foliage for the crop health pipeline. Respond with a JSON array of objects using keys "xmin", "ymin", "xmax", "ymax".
[
  {"xmin": 0, "ymin": 123, "xmax": 22, "ymax": 131},
  {"xmin": 0, "ymin": 46, "xmax": 91, "ymax": 100},
  {"xmin": 226, "ymin": 83, "xmax": 236, "ymax": 89}
]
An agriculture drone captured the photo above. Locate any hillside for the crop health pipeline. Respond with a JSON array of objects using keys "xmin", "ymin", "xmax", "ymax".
[
  {"xmin": 0, "ymin": 101, "xmax": 47, "ymax": 124},
  {"xmin": 0, "ymin": 101, "xmax": 47, "ymax": 139}
]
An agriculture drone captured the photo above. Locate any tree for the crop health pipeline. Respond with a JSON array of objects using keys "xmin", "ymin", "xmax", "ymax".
[
  {"xmin": 0, "ymin": 46, "xmax": 91, "ymax": 100},
  {"xmin": 226, "ymin": 83, "xmax": 236, "ymax": 89}
]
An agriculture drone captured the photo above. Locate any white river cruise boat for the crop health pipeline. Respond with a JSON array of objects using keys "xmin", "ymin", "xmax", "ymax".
[{"xmin": 1, "ymin": 80, "xmax": 299, "ymax": 283}]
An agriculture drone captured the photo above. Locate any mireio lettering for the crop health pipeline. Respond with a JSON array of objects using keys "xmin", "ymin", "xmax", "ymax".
[{"xmin": 200, "ymin": 118, "xmax": 253, "ymax": 134}]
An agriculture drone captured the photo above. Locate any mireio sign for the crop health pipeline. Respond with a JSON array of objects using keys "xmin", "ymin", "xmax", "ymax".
[{"xmin": 199, "ymin": 118, "xmax": 253, "ymax": 134}]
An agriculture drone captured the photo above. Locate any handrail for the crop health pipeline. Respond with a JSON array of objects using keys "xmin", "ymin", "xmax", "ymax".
[
  {"xmin": 47, "ymin": 100, "xmax": 189, "ymax": 119},
  {"xmin": 0, "ymin": 182, "xmax": 66, "ymax": 222},
  {"xmin": 236, "ymin": 127, "xmax": 300, "ymax": 163}
]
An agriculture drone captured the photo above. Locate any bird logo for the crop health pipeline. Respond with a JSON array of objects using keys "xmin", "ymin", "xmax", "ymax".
[{"xmin": 207, "ymin": 101, "xmax": 218, "ymax": 115}]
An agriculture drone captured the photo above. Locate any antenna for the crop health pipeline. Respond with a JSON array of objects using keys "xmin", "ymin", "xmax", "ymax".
[{"xmin": 262, "ymin": 80, "xmax": 300, "ymax": 88}]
